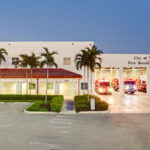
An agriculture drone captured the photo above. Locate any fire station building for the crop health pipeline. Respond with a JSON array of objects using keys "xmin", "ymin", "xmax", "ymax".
[{"xmin": 0, "ymin": 41, "xmax": 149, "ymax": 99}]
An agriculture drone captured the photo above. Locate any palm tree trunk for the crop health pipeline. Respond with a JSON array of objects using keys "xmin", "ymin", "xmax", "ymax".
[
  {"xmin": 87, "ymin": 67, "xmax": 90, "ymax": 101},
  {"xmin": 83, "ymin": 66, "xmax": 86, "ymax": 94},
  {"xmin": 45, "ymin": 65, "xmax": 49, "ymax": 104},
  {"xmin": 26, "ymin": 68, "xmax": 28, "ymax": 95},
  {"xmin": 91, "ymin": 71, "xmax": 93, "ymax": 95}
]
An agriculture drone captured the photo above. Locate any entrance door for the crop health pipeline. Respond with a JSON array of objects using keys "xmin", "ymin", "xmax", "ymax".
[{"xmin": 59, "ymin": 82, "xmax": 74, "ymax": 100}]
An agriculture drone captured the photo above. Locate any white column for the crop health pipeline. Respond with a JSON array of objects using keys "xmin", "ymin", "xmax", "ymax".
[
  {"xmin": 119, "ymin": 67, "xmax": 124, "ymax": 95},
  {"xmin": 147, "ymin": 66, "xmax": 150, "ymax": 95},
  {"xmin": 55, "ymin": 82, "xmax": 60, "ymax": 95},
  {"xmin": 16, "ymin": 82, "xmax": 22, "ymax": 94},
  {"xmin": 74, "ymin": 80, "xmax": 78, "ymax": 96}
]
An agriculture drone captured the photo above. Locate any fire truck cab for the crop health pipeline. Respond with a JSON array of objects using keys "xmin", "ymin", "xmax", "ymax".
[{"xmin": 95, "ymin": 79, "xmax": 112, "ymax": 95}]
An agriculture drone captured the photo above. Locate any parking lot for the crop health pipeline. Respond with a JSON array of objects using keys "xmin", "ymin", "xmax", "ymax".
[{"xmin": 1, "ymin": 101, "xmax": 150, "ymax": 150}]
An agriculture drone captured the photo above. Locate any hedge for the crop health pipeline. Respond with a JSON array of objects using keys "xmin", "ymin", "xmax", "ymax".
[
  {"xmin": 0, "ymin": 94, "xmax": 60, "ymax": 101},
  {"xmin": 50, "ymin": 96, "xmax": 64, "ymax": 112},
  {"xmin": 74, "ymin": 95, "xmax": 108, "ymax": 112},
  {"xmin": 26, "ymin": 95, "xmax": 64, "ymax": 112},
  {"xmin": 26, "ymin": 101, "xmax": 49, "ymax": 111}
]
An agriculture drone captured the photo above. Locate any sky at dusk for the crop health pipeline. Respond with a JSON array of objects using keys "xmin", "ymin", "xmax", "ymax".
[{"xmin": 0, "ymin": 0, "xmax": 150, "ymax": 54}]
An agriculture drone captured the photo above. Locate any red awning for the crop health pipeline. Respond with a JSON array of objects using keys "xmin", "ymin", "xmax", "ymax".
[{"xmin": 0, "ymin": 68, "xmax": 82, "ymax": 79}]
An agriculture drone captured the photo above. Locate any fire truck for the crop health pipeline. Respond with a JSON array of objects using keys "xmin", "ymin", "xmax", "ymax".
[
  {"xmin": 112, "ymin": 79, "xmax": 119, "ymax": 91},
  {"xmin": 95, "ymin": 79, "xmax": 112, "ymax": 95},
  {"xmin": 137, "ymin": 79, "xmax": 147, "ymax": 93},
  {"xmin": 111, "ymin": 78, "xmax": 137, "ymax": 94},
  {"xmin": 124, "ymin": 79, "xmax": 137, "ymax": 94}
]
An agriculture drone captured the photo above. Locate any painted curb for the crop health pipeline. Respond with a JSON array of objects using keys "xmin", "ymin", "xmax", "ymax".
[{"xmin": 77, "ymin": 110, "xmax": 110, "ymax": 114}]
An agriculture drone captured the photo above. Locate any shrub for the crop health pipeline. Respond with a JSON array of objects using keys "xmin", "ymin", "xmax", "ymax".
[
  {"xmin": 74, "ymin": 95, "xmax": 89, "ymax": 105},
  {"xmin": 74, "ymin": 95, "xmax": 108, "ymax": 112},
  {"xmin": 26, "ymin": 101, "xmax": 49, "ymax": 111},
  {"xmin": 95, "ymin": 100, "xmax": 109, "ymax": 111},
  {"xmin": 74, "ymin": 95, "xmax": 90, "ymax": 112},
  {"xmin": 50, "ymin": 96, "xmax": 64, "ymax": 112},
  {"xmin": 0, "ymin": 94, "xmax": 60, "ymax": 101},
  {"xmin": 75, "ymin": 104, "xmax": 90, "ymax": 112}
]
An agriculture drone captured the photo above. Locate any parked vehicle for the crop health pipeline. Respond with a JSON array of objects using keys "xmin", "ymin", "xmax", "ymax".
[
  {"xmin": 95, "ymin": 79, "xmax": 112, "ymax": 94},
  {"xmin": 124, "ymin": 79, "xmax": 136, "ymax": 94},
  {"xmin": 112, "ymin": 78, "xmax": 119, "ymax": 91},
  {"xmin": 139, "ymin": 80, "xmax": 147, "ymax": 93}
]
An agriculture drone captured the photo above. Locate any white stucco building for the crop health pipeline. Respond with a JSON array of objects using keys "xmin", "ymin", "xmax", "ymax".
[{"xmin": 0, "ymin": 41, "xmax": 150, "ymax": 99}]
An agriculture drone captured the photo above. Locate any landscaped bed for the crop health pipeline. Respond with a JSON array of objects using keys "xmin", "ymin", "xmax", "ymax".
[
  {"xmin": 74, "ymin": 95, "xmax": 109, "ymax": 112},
  {"xmin": 0, "ymin": 94, "xmax": 64, "ymax": 113}
]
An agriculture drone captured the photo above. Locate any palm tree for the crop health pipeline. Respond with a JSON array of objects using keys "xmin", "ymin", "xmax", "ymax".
[
  {"xmin": 0, "ymin": 48, "xmax": 8, "ymax": 66},
  {"xmin": 28, "ymin": 53, "xmax": 41, "ymax": 94},
  {"xmin": 74, "ymin": 50, "xmax": 89, "ymax": 94},
  {"xmin": 13, "ymin": 59, "xmax": 20, "ymax": 68},
  {"xmin": 40, "ymin": 47, "xmax": 58, "ymax": 104},
  {"xmin": 19, "ymin": 54, "xmax": 30, "ymax": 94},
  {"xmin": 86, "ymin": 45, "xmax": 103, "ymax": 95}
]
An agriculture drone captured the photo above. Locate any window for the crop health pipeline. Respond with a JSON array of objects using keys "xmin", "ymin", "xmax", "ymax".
[
  {"xmin": 12, "ymin": 57, "xmax": 19, "ymax": 65},
  {"xmin": 47, "ymin": 83, "xmax": 53, "ymax": 90},
  {"xmin": 63, "ymin": 57, "xmax": 71, "ymax": 65},
  {"xmin": 81, "ymin": 82, "xmax": 88, "ymax": 90}
]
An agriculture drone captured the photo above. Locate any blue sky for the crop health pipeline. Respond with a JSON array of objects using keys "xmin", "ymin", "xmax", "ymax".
[{"xmin": 0, "ymin": 0, "xmax": 150, "ymax": 54}]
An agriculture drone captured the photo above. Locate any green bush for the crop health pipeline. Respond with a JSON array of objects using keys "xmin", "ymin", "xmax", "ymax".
[
  {"xmin": 75, "ymin": 104, "xmax": 90, "ymax": 112},
  {"xmin": 95, "ymin": 100, "xmax": 109, "ymax": 111},
  {"xmin": 0, "ymin": 94, "xmax": 60, "ymax": 101},
  {"xmin": 74, "ymin": 95, "xmax": 89, "ymax": 105},
  {"xmin": 26, "ymin": 95, "xmax": 64, "ymax": 112},
  {"xmin": 74, "ymin": 95, "xmax": 90, "ymax": 112},
  {"xmin": 50, "ymin": 96, "xmax": 64, "ymax": 112},
  {"xmin": 26, "ymin": 101, "xmax": 49, "ymax": 111},
  {"xmin": 74, "ymin": 95, "xmax": 108, "ymax": 112}
]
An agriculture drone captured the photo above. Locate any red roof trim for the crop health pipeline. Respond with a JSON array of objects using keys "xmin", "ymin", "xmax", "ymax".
[{"xmin": 0, "ymin": 68, "xmax": 82, "ymax": 79}]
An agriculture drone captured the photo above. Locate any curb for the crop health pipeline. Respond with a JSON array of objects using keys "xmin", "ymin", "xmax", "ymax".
[
  {"xmin": 77, "ymin": 110, "xmax": 110, "ymax": 114},
  {"xmin": 24, "ymin": 109, "xmax": 59, "ymax": 115},
  {"xmin": 60, "ymin": 111, "xmax": 76, "ymax": 115},
  {"xmin": 0, "ymin": 102, "xmax": 5, "ymax": 104}
]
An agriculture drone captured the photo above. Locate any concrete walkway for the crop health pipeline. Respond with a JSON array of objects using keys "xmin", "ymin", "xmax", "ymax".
[{"xmin": 62, "ymin": 100, "xmax": 75, "ymax": 114}]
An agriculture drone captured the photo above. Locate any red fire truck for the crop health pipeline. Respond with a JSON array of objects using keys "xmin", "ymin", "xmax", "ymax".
[
  {"xmin": 124, "ymin": 79, "xmax": 137, "ymax": 94},
  {"xmin": 95, "ymin": 79, "xmax": 112, "ymax": 95},
  {"xmin": 112, "ymin": 79, "xmax": 119, "ymax": 91}
]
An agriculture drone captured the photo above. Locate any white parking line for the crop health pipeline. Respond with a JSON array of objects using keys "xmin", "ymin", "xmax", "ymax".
[
  {"xmin": 54, "ymin": 118, "xmax": 74, "ymax": 121},
  {"xmin": 29, "ymin": 141, "xmax": 61, "ymax": 148},
  {"xmin": 0, "ymin": 124, "xmax": 11, "ymax": 128},
  {"xmin": 50, "ymin": 121, "xmax": 72, "ymax": 124},
  {"xmin": 56, "ymin": 115, "xmax": 76, "ymax": 119},
  {"xmin": 48, "ymin": 126, "xmax": 71, "ymax": 129},
  {"xmin": 49, "ymin": 130, "xmax": 68, "ymax": 134}
]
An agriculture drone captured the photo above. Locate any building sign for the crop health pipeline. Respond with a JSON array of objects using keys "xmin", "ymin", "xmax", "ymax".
[{"xmin": 128, "ymin": 56, "xmax": 150, "ymax": 65}]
